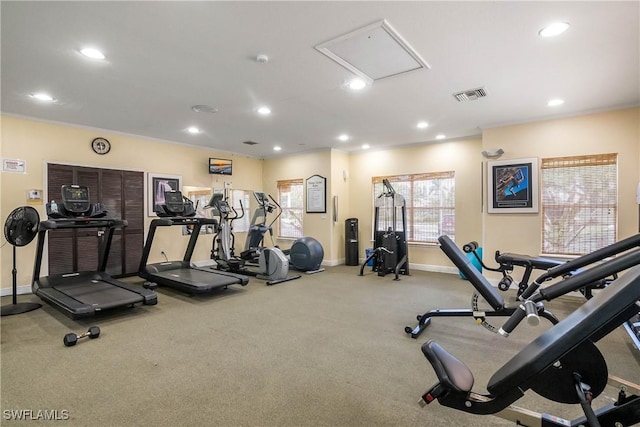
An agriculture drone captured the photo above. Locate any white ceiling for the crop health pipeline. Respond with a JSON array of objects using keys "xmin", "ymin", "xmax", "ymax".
[{"xmin": 2, "ymin": 1, "xmax": 638, "ymax": 159}]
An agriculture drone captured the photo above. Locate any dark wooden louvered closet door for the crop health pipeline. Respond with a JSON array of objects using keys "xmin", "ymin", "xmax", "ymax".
[
  {"xmin": 47, "ymin": 164, "xmax": 144, "ymax": 277},
  {"xmin": 47, "ymin": 165, "xmax": 77, "ymax": 274}
]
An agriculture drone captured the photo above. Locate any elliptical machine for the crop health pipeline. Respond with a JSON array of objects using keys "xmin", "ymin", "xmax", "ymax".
[
  {"xmin": 359, "ymin": 179, "xmax": 409, "ymax": 280},
  {"xmin": 209, "ymin": 193, "xmax": 244, "ymax": 271},
  {"xmin": 208, "ymin": 191, "xmax": 300, "ymax": 285},
  {"xmin": 240, "ymin": 191, "xmax": 280, "ymax": 261}
]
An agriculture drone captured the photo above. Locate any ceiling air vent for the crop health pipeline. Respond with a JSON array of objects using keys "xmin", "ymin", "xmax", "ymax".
[
  {"xmin": 242, "ymin": 141, "xmax": 258, "ymax": 146},
  {"xmin": 453, "ymin": 87, "xmax": 488, "ymax": 102}
]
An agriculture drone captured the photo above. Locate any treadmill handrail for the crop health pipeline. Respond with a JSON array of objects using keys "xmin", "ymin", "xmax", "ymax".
[
  {"xmin": 138, "ymin": 216, "xmax": 218, "ymax": 273},
  {"xmin": 32, "ymin": 217, "xmax": 127, "ymax": 282},
  {"xmin": 149, "ymin": 216, "xmax": 218, "ymax": 227},
  {"xmin": 39, "ymin": 218, "xmax": 128, "ymax": 230}
]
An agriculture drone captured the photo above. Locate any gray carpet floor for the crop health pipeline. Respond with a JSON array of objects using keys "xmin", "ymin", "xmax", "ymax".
[{"xmin": 1, "ymin": 266, "xmax": 639, "ymax": 426}]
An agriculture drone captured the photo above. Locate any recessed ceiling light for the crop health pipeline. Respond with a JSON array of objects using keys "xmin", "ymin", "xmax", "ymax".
[
  {"xmin": 80, "ymin": 47, "xmax": 105, "ymax": 59},
  {"xmin": 436, "ymin": 134, "xmax": 446, "ymax": 140},
  {"xmin": 257, "ymin": 106, "xmax": 271, "ymax": 115},
  {"xmin": 547, "ymin": 98, "xmax": 565, "ymax": 107},
  {"xmin": 362, "ymin": 144, "xmax": 370, "ymax": 150},
  {"xmin": 273, "ymin": 146, "xmax": 282, "ymax": 151},
  {"xmin": 538, "ymin": 22, "xmax": 570, "ymax": 37},
  {"xmin": 186, "ymin": 126, "xmax": 200, "ymax": 134},
  {"xmin": 29, "ymin": 93, "xmax": 55, "ymax": 102},
  {"xmin": 416, "ymin": 121, "xmax": 429, "ymax": 129},
  {"xmin": 338, "ymin": 134, "xmax": 350, "ymax": 142},
  {"xmin": 348, "ymin": 78, "xmax": 368, "ymax": 90}
]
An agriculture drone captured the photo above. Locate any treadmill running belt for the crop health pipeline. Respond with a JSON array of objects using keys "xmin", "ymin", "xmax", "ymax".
[
  {"xmin": 55, "ymin": 281, "xmax": 143, "ymax": 309},
  {"xmin": 150, "ymin": 268, "xmax": 243, "ymax": 293}
]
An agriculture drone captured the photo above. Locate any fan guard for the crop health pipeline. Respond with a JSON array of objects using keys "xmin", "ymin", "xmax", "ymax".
[
  {"xmin": 1, "ymin": 206, "xmax": 42, "ymax": 316},
  {"xmin": 4, "ymin": 206, "xmax": 40, "ymax": 247}
]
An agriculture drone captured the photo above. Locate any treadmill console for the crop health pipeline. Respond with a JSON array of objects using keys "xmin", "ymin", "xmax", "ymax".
[
  {"xmin": 62, "ymin": 185, "xmax": 90, "ymax": 213},
  {"xmin": 47, "ymin": 184, "xmax": 107, "ymax": 219},
  {"xmin": 155, "ymin": 191, "xmax": 196, "ymax": 217}
]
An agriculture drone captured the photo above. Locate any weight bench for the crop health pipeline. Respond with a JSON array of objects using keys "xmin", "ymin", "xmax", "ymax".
[
  {"xmin": 405, "ymin": 235, "xmax": 640, "ymax": 339},
  {"xmin": 418, "ymin": 264, "xmax": 640, "ymax": 427}
]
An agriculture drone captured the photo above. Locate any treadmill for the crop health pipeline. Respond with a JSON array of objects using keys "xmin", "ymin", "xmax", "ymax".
[
  {"xmin": 32, "ymin": 184, "xmax": 157, "ymax": 319},
  {"xmin": 138, "ymin": 190, "xmax": 249, "ymax": 294}
]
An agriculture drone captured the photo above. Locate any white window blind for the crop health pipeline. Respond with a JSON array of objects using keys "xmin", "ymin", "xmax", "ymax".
[
  {"xmin": 541, "ymin": 153, "xmax": 618, "ymax": 255},
  {"xmin": 277, "ymin": 179, "xmax": 304, "ymax": 238}
]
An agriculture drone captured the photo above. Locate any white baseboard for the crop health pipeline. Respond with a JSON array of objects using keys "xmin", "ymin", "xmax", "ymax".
[
  {"xmin": 355, "ymin": 259, "xmax": 460, "ymax": 276},
  {"xmin": 322, "ymin": 259, "xmax": 343, "ymax": 267},
  {"xmin": 1, "ymin": 284, "xmax": 32, "ymax": 297},
  {"xmin": 408, "ymin": 263, "xmax": 458, "ymax": 275}
]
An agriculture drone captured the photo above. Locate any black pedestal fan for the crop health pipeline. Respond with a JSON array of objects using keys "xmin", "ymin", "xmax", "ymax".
[{"xmin": 1, "ymin": 206, "xmax": 42, "ymax": 316}]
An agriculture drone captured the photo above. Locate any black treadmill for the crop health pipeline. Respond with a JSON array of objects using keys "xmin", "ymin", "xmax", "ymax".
[
  {"xmin": 138, "ymin": 190, "xmax": 249, "ymax": 294},
  {"xmin": 32, "ymin": 185, "xmax": 157, "ymax": 319}
]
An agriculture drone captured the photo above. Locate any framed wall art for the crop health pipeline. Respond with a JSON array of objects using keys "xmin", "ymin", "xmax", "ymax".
[
  {"xmin": 487, "ymin": 157, "xmax": 538, "ymax": 213},
  {"xmin": 148, "ymin": 173, "xmax": 182, "ymax": 216}
]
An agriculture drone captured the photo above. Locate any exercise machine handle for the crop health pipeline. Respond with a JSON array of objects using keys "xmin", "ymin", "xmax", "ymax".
[
  {"xmin": 518, "ymin": 281, "xmax": 541, "ymax": 300},
  {"xmin": 524, "ymin": 300, "xmax": 540, "ymax": 326},
  {"xmin": 498, "ymin": 305, "xmax": 527, "ymax": 337}
]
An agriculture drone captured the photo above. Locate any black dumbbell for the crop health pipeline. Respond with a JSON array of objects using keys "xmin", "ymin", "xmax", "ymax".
[{"xmin": 63, "ymin": 326, "xmax": 101, "ymax": 347}]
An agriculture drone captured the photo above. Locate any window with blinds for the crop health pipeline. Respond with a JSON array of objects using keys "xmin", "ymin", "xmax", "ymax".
[
  {"xmin": 541, "ymin": 153, "xmax": 618, "ymax": 255},
  {"xmin": 277, "ymin": 179, "xmax": 304, "ymax": 238},
  {"xmin": 372, "ymin": 172, "xmax": 455, "ymax": 243}
]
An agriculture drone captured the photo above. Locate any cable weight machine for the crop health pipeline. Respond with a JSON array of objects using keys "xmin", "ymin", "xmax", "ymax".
[{"xmin": 359, "ymin": 179, "xmax": 409, "ymax": 280}]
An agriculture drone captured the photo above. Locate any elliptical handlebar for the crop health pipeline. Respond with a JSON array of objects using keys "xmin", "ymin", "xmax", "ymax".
[
  {"xmin": 266, "ymin": 194, "xmax": 282, "ymax": 228},
  {"xmin": 232, "ymin": 199, "xmax": 245, "ymax": 221}
]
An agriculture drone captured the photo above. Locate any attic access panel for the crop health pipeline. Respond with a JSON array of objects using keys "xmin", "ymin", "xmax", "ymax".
[{"xmin": 315, "ymin": 19, "xmax": 430, "ymax": 83}]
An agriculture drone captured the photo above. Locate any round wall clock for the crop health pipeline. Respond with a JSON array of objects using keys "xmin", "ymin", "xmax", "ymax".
[{"xmin": 91, "ymin": 137, "xmax": 111, "ymax": 155}]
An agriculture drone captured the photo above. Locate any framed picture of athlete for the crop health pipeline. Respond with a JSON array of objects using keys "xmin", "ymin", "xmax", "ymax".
[{"xmin": 487, "ymin": 157, "xmax": 538, "ymax": 213}]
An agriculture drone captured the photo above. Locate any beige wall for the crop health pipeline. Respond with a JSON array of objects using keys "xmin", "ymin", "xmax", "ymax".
[
  {"xmin": 0, "ymin": 116, "xmax": 263, "ymax": 292},
  {"xmin": 482, "ymin": 107, "xmax": 639, "ymax": 280},
  {"xmin": 2, "ymin": 107, "xmax": 638, "ymax": 292},
  {"xmin": 262, "ymin": 150, "xmax": 336, "ymax": 262},
  {"xmin": 330, "ymin": 149, "xmax": 350, "ymax": 262}
]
